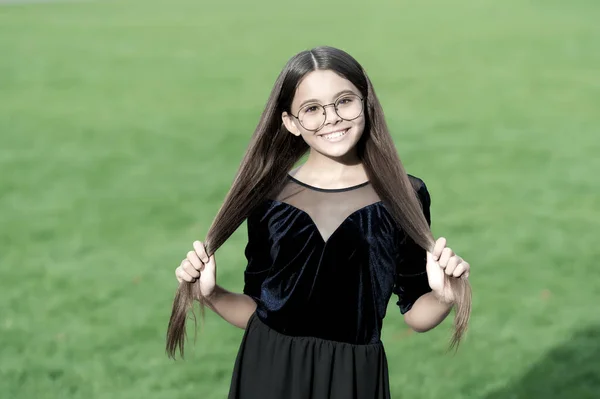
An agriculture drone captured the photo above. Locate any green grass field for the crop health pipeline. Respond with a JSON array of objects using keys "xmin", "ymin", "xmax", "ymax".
[{"xmin": 1, "ymin": 0, "xmax": 599, "ymax": 398}]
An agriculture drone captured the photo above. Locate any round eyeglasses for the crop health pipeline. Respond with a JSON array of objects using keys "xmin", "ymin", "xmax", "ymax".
[{"xmin": 289, "ymin": 93, "xmax": 364, "ymax": 132}]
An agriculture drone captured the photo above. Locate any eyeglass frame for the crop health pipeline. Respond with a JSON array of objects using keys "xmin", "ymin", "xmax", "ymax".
[{"xmin": 288, "ymin": 93, "xmax": 365, "ymax": 132}]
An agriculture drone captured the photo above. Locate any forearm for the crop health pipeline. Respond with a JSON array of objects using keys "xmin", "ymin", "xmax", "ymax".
[
  {"xmin": 403, "ymin": 291, "xmax": 453, "ymax": 332},
  {"xmin": 204, "ymin": 285, "xmax": 257, "ymax": 329}
]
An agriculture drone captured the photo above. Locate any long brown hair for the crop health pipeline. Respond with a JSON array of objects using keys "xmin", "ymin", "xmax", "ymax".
[{"xmin": 166, "ymin": 46, "xmax": 471, "ymax": 358}]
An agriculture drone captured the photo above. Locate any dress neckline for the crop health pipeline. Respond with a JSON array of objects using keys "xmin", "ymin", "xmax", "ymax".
[{"xmin": 286, "ymin": 174, "xmax": 370, "ymax": 193}]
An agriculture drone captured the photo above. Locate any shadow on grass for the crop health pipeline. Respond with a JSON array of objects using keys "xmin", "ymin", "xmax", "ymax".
[{"xmin": 482, "ymin": 324, "xmax": 600, "ymax": 399}]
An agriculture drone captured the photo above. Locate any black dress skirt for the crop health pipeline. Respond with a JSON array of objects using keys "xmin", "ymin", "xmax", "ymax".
[
  {"xmin": 228, "ymin": 312, "xmax": 391, "ymax": 399},
  {"xmin": 227, "ymin": 173, "xmax": 433, "ymax": 398}
]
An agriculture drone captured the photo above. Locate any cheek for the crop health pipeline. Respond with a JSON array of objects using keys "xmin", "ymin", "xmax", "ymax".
[
  {"xmin": 297, "ymin": 130, "xmax": 317, "ymax": 145},
  {"xmin": 352, "ymin": 118, "xmax": 366, "ymax": 137}
]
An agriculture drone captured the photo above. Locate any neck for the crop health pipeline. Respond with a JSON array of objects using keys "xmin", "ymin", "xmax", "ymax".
[{"xmin": 291, "ymin": 149, "xmax": 368, "ymax": 188}]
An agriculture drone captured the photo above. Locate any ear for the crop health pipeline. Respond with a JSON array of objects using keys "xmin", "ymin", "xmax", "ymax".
[{"xmin": 282, "ymin": 111, "xmax": 301, "ymax": 137}]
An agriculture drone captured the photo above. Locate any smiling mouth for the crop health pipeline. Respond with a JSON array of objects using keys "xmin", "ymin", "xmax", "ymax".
[{"xmin": 319, "ymin": 128, "xmax": 349, "ymax": 141}]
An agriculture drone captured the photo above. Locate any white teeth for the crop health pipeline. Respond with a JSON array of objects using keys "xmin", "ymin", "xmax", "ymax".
[{"xmin": 322, "ymin": 129, "xmax": 348, "ymax": 140}]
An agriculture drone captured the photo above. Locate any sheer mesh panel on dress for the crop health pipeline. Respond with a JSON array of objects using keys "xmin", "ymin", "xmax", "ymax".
[{"xmin": 273, "ymin": 174, "xmax": 382, "ymax": 242}]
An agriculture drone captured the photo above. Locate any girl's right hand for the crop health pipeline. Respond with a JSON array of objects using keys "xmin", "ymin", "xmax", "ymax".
[{"xmin": 175, "ymin": 240, "xmax": 217, "ymax": 298}]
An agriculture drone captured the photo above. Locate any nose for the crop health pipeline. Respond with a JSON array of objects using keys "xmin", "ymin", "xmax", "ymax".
[{"xmin": 323, "ymin": 104, "xmax": 341, "ymax": 125}]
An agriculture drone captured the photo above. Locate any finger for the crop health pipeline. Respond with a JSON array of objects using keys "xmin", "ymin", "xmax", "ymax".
[
  {"xmin": 176, "ymin": 266, "xmax": 195, "ymax": 283},
  {"xmin": 438, "ymin": 247, "xmax": 454, "ymax": 268},
  {"xmin": 186, "ymin": 250, "xmax": 203, "ymax": 271},
  {"xmin": 193, "ymin": 241, "xmax": 210, "ymax": 264},
  {"xmin": 432, "ymin": 237, "xmax": 446, "ymax": 261},
  {"xmin": 182, "ymin": 259, "xmax": 200, "ymax": 278},
  {"xmin": 454, "ymin": 262, "xmax": 470, "ymax": 278},
  {"xmin": 452, "ymin": 263, "xmax": 465, "ymax": 278},
  {"xmin": 445, "ymin": 256, "xmax": 461, "ymax": 275}
]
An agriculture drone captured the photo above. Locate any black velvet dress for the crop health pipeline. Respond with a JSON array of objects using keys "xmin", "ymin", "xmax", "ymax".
[{"xmin": 228, "ymin": 172, "xmax": 432, "ymax": 399}]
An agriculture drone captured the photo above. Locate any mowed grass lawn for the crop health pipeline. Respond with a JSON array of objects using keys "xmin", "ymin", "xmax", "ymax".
[{"xmin": 1, "ymin": 0, "xmax": 599, "ymax": 398}]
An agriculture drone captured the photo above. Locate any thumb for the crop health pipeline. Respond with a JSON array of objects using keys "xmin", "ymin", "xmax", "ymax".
[
  {"xmin": 426, "ymin": 251, "xmax": 435, "ymax": 265},
  {"xmin": 203, "ymin": 254, "xmax": 217, "ymax": 276},
  {"xmin": 426, "ymin": 251, "xmax": 440, "ymax": 275}
]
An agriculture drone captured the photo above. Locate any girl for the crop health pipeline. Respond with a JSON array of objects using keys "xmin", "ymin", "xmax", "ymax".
[{"xmin": 167, "ymin": 46, "xmax": 472, "ymax": 399}]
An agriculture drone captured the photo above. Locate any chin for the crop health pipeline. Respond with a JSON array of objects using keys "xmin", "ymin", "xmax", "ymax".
[{"xmin": 320, "ymin": 145, "xmax": 356, "ymax": 159}]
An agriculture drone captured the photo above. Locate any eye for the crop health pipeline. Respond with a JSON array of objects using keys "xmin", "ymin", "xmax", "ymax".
[
  {"xmin": 304, "ymin": 105, "xmax": 319, "ymax": 113},
  {"xmin": 337, "ymin": 96, "xmax": 355, "ymax": 105}
]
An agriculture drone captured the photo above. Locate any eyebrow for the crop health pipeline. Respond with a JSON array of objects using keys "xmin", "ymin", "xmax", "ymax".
[{"xmin": 297, "ymin": 89, "xmax": 358, "ymax": 110}]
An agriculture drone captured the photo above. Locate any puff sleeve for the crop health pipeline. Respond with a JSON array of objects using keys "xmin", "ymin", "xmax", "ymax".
[
  {"xmin": 393, "ymin": 177, "xmax": 433, "ymax": 314},
  {"xmin": 241, "ymin": 207, "xmax": 271, "ymax": 302}
]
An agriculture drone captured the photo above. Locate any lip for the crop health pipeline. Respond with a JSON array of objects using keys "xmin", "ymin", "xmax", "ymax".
[{"xmin": 318, "ymin": 128, "xmax": 349, "ymax": 136}]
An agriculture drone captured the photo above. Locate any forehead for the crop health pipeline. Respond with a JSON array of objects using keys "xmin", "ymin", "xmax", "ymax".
[{"xmin": 292, "ymin": 70, "xmax": 359, "ymax": 108}]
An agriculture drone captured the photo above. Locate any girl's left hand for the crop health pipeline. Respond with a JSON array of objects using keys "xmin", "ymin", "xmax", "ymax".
[{"xmin": 426, "ymin": 237, "xmax": 471, "ymax": 304}]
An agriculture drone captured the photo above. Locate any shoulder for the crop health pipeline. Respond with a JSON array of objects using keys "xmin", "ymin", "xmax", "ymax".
[
  {"xmin": 407, "ymin": 174, "xmax": 431, "ymax": 206},
  {"xmin": 406, "ymin": 174, "xmax": 431, "ymax": 226},
  {"xmin": 407, "ymin": 174, "xmax": 425, "ymax": 189},
  {"xmin": 247, "ymin": 198, "xmax": 274, "ymax": 223},
  {"xmin": 246, "ymin": 198, "xmax": 287, "ymax": 230}
]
